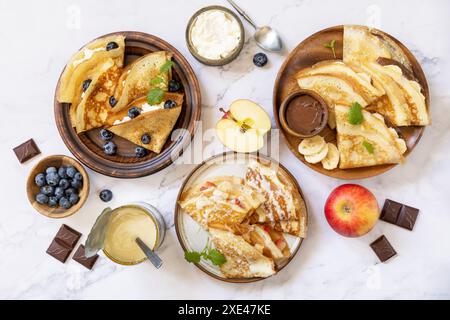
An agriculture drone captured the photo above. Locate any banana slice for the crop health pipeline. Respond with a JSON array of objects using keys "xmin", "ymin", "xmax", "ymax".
[
  {"xmin": 321, "ymin": 143, "xmax": 340, "ymax": 170},
  {"xmin": 298, "ymin": 136, "xmax": 326, "ymax": 156},
  {"xmin": 305, "ymin": 143, "xmax": 329, "ymax": 164}
]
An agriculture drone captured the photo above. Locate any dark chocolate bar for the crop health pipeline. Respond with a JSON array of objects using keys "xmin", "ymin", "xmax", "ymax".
[
  {"xmin": 46, "ymin": 239, "xmax": 72, "ymax": 263},
  {"xmin": 55, "ymin": 224, "xmax": 82, "ymax": 249},
  {"xmin": 72, "ymin": 245, "xmax": 99, "ymax": 270},
  {"xmin": 380, "ymin": 199, "xmax": 419, "ymax": 231},
  {"xmin": 13, "ymin": 139, "xmax": 41, "ymax": 163},
  {"xmin": 370, "ymin": 235, "xmax": 397, "ymax": 262}
]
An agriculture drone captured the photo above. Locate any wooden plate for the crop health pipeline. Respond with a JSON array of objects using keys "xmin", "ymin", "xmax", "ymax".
[
  {"xmin": 174, "ymin": 152, "xmax": 308, "ymax": 283},
  {"xmin": 26, "ymin": 155, "xmax": 90, "ymax": 219},
  {"xmin": 273, "ymin": 25, "xmax": 429, "ymax": 179},
  {"xmin": 55, "ymin": 32, "xmax": 201, "ymax": 178}
]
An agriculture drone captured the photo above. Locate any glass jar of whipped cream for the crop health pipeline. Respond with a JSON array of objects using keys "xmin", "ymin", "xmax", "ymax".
[
  {"xmin": 186, "ymin": 6, "xmax": 245, "ymax": 66},
  {"xmin": 85, "ymin": 202, "xmax": 166, "ymax": 266}
]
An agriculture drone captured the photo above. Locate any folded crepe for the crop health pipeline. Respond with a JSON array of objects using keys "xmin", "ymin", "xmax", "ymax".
[
  {"xmin": 57, "ymin": 35, "xmax": 125, "ymax": 108},
  {"xmin": 178, "ymin": 176, "xmax": 265, "ymax": 230},
  {"xmin": 245, "ymin": 160, "xmax": 308, "ymax": 238},
  {"xmin": 209, "ymin": 228, "xmax": 276, "ymax": 279},
  {"xmin": 335, "ymin": 104, "xmax": 407, "ymax": 169},
  {"xmin": 73, "ymin": 58, "xmax": 122, "ymax": 133},
  {"xmin": 112, "ymin": 51, "xmax": 173, "ymax": 112},
  {"xmin": 106, "ymin": 92, "xmax": 183, "ymax": 154}
]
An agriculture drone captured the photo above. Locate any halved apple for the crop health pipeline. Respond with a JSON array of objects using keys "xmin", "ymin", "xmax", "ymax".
[{"xmin": 216, "ymin": 99, "xmax": 271, "ymax": 153}]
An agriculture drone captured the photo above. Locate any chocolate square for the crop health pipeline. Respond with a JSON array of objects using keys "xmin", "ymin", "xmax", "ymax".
[
  {"xmin": 397, "ymin": 205, "xmax": 419, "ymax": 231},
  {"xmin": 55, "ymin": 224, "xmax": 82, "ymax": 249},
  {"xmin": 46, "ymin": 239, "xmax": 72, "ymax": 263},
  {"xmin": 380, "ymin": 199, "xmax": 403, "ymax": 224},
  {"xmin": 13, "ymin": 139, "xmax": 41, "ymax": 163},
  {"xmin": 73, "ymin": 245, "xmax": 98, "ymax": 270},
  {"xmin": 370, "ymin": 235, "xmax": 397, "ymax": 262}
]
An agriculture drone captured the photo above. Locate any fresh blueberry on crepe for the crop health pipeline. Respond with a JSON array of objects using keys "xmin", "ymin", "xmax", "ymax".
[
  {"xmin": 34, "ymin": 173, "xmax": 46, "ymax": 187},
  {"xmin": 99, "ymin": 129, "xmax": 114, "ymax": 141},
  {"xmin": 99, "ymin": 189, "xmax": 113, "ymax": 202},
  {"xmin": 141, "ymin": 133, "xmax": 151, "ymax": 144},
  {"xmin": 135, "ymin": 147, "xmax": 147, "ymax": 158},
  {"xmin": 106, "ymin": 42, "xmax": 119, "ymax": 51},
  {"xmin": 109, "ymin": 96, "xmax": 117, "ymax": 107},
  {"xmin": 253, "ymin": 53, "xmax": 268, "ymax": 67},
  {"xmin": 59, "ymin": 197, "xmax": 72, "ymax": 209},
  {"xmin": 164, "ymin": 100, "xmax": 176, "ymax": 109},
  {"xmin": 128, "ymin": 107, "xmax": 141, "ymax": 119},
  {"xmin": 82, "ymin": 79, "xmax": 92, "ymax": 92},
  {"xmin": 58, "ymin": 167, "xmax": 68, "ymax": 178},
  {"xmin": 40, "ymin": 185, "xmax": 54, "ymax": 196},
  {"xmin": 168, "ymin": 79, "xmax": 181, "ymax": 92},
  {"xmin": 36, "ymin": 193, "xmax": 49, "ymax": 205},
  {"xmin": 66, "ymin": 166, "xmax": 77, "ymax": 178},
  {"xmin": 103, "ymin": 141, "xmax": 117, "ymax": 156}
]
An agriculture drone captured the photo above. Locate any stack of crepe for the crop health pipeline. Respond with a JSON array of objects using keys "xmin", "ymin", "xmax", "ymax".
[
  {"xmin": 295, "ymin": 25, "xmax": 430, "ymax": 169},
  {"xmin": 57, "ymin": 35, "xmax": 182, "ymax": 154},
  {"xmin": 179, "ymin": 161, "xmax": 307, "ymax": 279}
]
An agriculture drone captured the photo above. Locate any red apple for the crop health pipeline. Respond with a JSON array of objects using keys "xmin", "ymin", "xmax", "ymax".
[{"xmin": 324, "ymin": 184, "xmax": 380, "ymax": 237}]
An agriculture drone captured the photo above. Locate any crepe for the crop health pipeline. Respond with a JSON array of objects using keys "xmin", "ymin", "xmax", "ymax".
[
  {"xmin": 112, "ymin": 51, "xmax": 173, "ymax": 112},
  {"xmin": 57, "ymin": 35, "xmax": 125, "ymax": 108},
  {"xmin": 178, "ymin": 176, "xmax": 265, "ymax": 230},
  {"xmin": 245, "ymin": 161, "xmax": 308, "ymax": 238},
  {"xmin": 73, "ymin": 58, "xmax": 122, "ymax": 133},
  {"xmin": 106, "ymin": 93, "xmax": 183, "ymax": 154},
  {"xmin": 209, "ymin": 228, "xmax": 276, "ymax": 279},
  {"xmin": 335, "ymin": 104, "xmax": 407, "ymax": 169}
]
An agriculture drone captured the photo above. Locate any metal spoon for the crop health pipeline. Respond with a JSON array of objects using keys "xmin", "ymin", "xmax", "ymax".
[
  {"xmin": 226, "ymin": 0, "xmax": 283, "ymax": 52},
  {"xmin": 136, "ymin": 237, "xmax": 163, "ymax": 269}
]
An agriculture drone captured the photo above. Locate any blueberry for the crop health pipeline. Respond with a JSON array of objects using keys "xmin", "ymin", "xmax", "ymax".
[
  {"xmin": 106, "ymin": 42, "xmax": 119, "ymax": 51},
  {"xmin": 41, "ymin": 185, "xmax": 54, "ymax": 196},
  {"xmin": 99, "ymin": 189, "xmax": 113, "ymax": 202},
  {"xmin": 46, "ymin": 172, "xmax": 60, "ymax": 187},
  {"xmin": 253, "ymin": 53, "xmax": 268, "ymax": 67},
  {"xmin": 128, "ymin": 107, "xmax": 141, "ymax": 119},
  {"xmin": 58, "ymin": 167, "xmax": 68, "ymax": 179},
  {"xmin": 100, "ymin": 129, "xmax": 114, "ymax": 141},
  {"xmin": 109, "ymin": 96, "xmax": 117, "ymax": 107},
  {"xmin": 69, "ymin": 193, "xmax": 80, "ymax": 205},
  {"xmin": 74, "ymin": 172, "xmax": 83, "ymax": 181},
  {"xmin": 36, "ymin": 193, "xmax": 49, "ymax": 205},
  {"xmin": 46, "ymin": 167, "xmax": 57, "ymax": 174},
  {"xmin": 54, "ymin": 187, "xmax": 65, "ymax": 199},
  {"xmin": 34, "ymin": 173, "xmax": 46, "ymax": 187},
  {"xmin": 59, "ymin": 178, "xmax": 70, "ymax": 190},
  {"xmin": 71, "ymin": 179, "xmax": 83, "ymax": 189},
  {"xmin": 65, "ymin": 188, "xmax": 77, "ymax": 197},
  {"xmin": 168, "ymin": 79, "xmax": 181, "ymax": 92},
  {"xmin": 66, "ymin": 166, "xmax": 77, "ymax": 178},
  {"xmin": 164, "ymin": 100, "xmax": 177, "ymax": 109},
  {"xmin": 48, "ymin": 196, "xmax": 58, "ymax": 207},
  {"xmin": 59, "ymin": 197, "xmax": 72, "ymax": 210},
  {"xmin": 82, "ymin": 79, "xmax": 92, "ymax": 92},
  {"xmin": 103, "ymin": 141, "xmax": 117, "ymax": 156},
  {"xmin": 135, "ymin": 146, "xmax": 147, "ymax": 158},
  {"xmin": 141, "ymin": 133, "xmax": 151, "ymax": 144}
]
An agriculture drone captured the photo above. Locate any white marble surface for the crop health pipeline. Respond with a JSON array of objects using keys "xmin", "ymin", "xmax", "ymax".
[{"xmin": 1, "ymin": 0, "xmax": 449, "ymax": 300}]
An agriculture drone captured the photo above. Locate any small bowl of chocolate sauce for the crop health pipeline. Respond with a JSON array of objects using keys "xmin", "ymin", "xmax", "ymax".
[{"xmin": 279, "ymin": 90, "xmax": 328, "ymax": 138}]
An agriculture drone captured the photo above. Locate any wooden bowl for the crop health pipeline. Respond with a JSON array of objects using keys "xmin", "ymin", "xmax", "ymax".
[
  {"xmin": 54, "ymin": 32, "xmax": 201, "ymax": 178},
  {"xmin": 185, "ymin": 6, "xmax": 245, "ymax": 66},
  {"xmin": 273, "ymin": 25, "xmax": 429, "ymax": 180},
  {"xmin": 26, "ymin": 155, "xmax": 90, "ymax": 219}
]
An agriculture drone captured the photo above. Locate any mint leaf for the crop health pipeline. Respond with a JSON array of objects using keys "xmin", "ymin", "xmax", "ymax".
[
  {"xmin": 150, "ymin": 76, "xmax": 164, "ymax": 85},
  {"xmin": 324, "ymin": 39, "xmax": 337, "ymax": 58},
  {"xmin": 160, "ymin": 60, "xmax": 174, "ymax": 73},
  {"xmin": 147, "ymin": 88, "xmax": 165, "ymax": 105},
  {"xmin": 362, "ymin": 141, "xmax": 374, "ymax": 154},
  {"xmin": 206, "ymin": 249, "xmax": 227, "ymax": 266},
  {"xmin": 184, "ymin": 251, "xmax": 201, "ymax": 264},
  {"xmin": 348, "ymin": 102, "xmax": 364, "ymax": 125}
]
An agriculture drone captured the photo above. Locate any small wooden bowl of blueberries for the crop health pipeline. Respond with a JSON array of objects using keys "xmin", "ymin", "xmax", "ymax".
[{"xmin": 27, "ymin": 155, "xmax": 90, "ymax": 218}]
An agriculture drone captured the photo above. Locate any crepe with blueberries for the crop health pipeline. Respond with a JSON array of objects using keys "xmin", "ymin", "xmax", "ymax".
[
  {"xmin": 73, "ymin": 58, "xmax": 122, "ymax": 133},
  {"xmin": 106, "ymin": 92, "xmax": 183, "ymax": 154},
  {"xmin": 57, "ymin": 35, "xmax": 125, "ymax": 108},
  {"xmin": 111, "ymin": 51, "xmax": 173, "ymax": 113}
]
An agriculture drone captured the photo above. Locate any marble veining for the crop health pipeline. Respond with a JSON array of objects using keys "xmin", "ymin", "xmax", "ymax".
[{"xmin": 0, "ymin": 0, "xmax": 449, "ymax": 299}]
